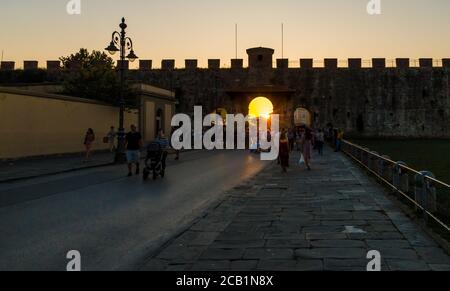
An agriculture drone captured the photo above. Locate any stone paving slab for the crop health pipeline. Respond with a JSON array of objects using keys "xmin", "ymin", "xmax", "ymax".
[{"xmin": 141, "ymin": 149, "xmax": 450, "ymax": 271}]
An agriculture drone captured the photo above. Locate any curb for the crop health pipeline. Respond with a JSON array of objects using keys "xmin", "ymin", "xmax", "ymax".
[
  {"xmin": 0, "ymin": 150, "xmax": 196, "ymax": 184},
  {"xmin": 0, "ymin": 162, "xmax": 115, "ymax": 184}
]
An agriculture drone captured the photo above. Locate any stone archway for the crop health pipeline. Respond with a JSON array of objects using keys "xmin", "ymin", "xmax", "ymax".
[
  {"xmin": 294, "ymin": 107, "xmax": 312, "ymax": 128},
  {"xmin": 226, "ymin": 88, "xmax": 295, "ymax": 130}
]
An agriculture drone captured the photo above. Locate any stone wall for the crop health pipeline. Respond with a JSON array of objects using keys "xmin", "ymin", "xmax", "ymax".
[
  {"xmin": 0, "ymin": 88, "xmax": 138, "ymax": 159},
  {"xmin": 1, "ymin": 54, "xmax": 450, "ymax": 138},
  {"xmin": 0, "ymin": 84, "xmax": 175, "ymax": 159},
  {"xmin": 129, "ymin": 67, "xmax": 450, "ymax": 138}
]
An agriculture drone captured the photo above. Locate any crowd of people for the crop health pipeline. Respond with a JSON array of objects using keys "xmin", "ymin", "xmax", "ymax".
[
  {"xmin": 82, "ymin": 125, "xmax": 172, "ymax": 177},
  {"xmin": 81, "ymin": 123, "xmax": 345, "ymax": 176},
  {"xmin": 277, "ymin": 126, "xmax": 345, "ymax": 173}
]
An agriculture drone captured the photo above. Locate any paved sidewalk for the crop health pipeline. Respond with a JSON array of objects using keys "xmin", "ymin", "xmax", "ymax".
[
  {"xmin": 0, "ymin": 150, "xmax": 189, "ymax": 183},
  {"xmin": 141, "ymin": 149, "xmax": 450, "ymax": 271},
  {"xmin": 0, "ymin": 152, "xmax": 115, "ymax": 183}
]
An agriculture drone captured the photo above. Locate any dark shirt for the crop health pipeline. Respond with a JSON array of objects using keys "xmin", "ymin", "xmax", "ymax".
[
  {"xmin": 126, "ymin": 132, "xmax": 142, "ymax": 151},
  {"xmin": 279, "ymin": 141, "xmax": 289, "ymax": 156}
]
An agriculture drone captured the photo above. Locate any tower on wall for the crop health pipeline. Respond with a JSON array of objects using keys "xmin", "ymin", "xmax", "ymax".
[
  {"xmin": 247, "ymin": 47, "xmax": 275, "ymax": 69},
  {"xmin": 246, "ymin": 47, "xmax": 275, "ymax": 87}
]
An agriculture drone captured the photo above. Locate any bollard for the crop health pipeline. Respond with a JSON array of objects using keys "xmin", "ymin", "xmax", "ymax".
[
  {"xmin": 379, "ymin": 155, "xmax": 392, "ymax": 181},
  {"xmin": 354, "ymin": 145, "xmax": 359, "ymax": 159},
  {"xmin": 367, "ymin": 151, "xmax": 374, "ymax": 170},
  {"xmin": 368, "ymin": 151, "xmax": 379, "ymax": 172},
  {"xmin": 353, "ymin": 146, "xmax": 358, "ymax": 159},
  {"xmin": 373, "ymin": 152, "xmax": 380, "ymax": 172},
  {"xmin": 414, "ymin": 171, "xmax": 437, "ymax": 214},
  {"xmin": 362, "ymin": 148, "xmax": 370, "ymax": 167},
  {"xmin": 393, "ymin": 162, "xmax": 409, "ymax": 194}
]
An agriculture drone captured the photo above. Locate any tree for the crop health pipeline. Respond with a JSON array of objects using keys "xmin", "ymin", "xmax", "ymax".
[{"xmin": 60, "ymin": 49, "xmax": 137, "ymax": 107}]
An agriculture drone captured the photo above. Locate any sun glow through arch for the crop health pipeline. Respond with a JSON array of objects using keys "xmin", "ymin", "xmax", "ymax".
[{"xmin": 248, "ymin": 97, "xmax": 274, "ymax": 119}]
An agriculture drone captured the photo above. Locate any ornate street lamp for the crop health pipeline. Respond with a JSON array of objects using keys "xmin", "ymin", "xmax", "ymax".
[{"xmin": 105, "ymin": 17, "xmax": 139, "ymax": 163}]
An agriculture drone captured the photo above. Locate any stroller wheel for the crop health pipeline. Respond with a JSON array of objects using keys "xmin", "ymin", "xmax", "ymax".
[
  {"xmin": 161, "ymin": 170, "xmax": 165, "ymax": 178},
  {"xmin": 153, "ymin": 171, "xmax": 158, "ymax": 180}
]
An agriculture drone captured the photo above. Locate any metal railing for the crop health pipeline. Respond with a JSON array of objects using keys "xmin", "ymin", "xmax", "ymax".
[{"xmin": 341, "ymin": 140, "xmax": 450, "ymax": 233}]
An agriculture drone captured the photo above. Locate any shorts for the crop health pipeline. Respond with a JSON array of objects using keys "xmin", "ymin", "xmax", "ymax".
[{"xmin": 126, "ymin": 150, "xmax": 141, "ymax": 163}]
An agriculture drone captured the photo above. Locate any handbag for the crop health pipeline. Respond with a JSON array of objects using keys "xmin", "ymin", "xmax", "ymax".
[{"xmin": 298, "ymin": 154, "xmax": 305, "ymax": 165}]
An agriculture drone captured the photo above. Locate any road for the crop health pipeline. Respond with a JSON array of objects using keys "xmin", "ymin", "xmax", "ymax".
[{"xmin": 0, "ymin": 151, "xmax": 268, "ymax": 271}]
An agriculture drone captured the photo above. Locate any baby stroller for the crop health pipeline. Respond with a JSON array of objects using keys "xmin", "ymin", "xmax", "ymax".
[{"xmin": 143, "ymin": 142, "xmax": 165, "ymax": 181}]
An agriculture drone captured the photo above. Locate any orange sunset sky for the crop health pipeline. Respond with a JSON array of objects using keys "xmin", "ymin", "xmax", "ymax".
[{"xmin": 1, "ymin": 0, "xmax": 450, "ymax": 68}]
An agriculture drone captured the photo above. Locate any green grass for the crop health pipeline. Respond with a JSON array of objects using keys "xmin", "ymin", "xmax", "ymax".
[{"xmin": 350, "ymin": 139, "xmax": 450, "ymax": 184}]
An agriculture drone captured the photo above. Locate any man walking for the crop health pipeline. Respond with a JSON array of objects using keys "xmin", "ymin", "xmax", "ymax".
[
  {"xmin": 125, "ymin": 125, "xmax": 143, "ymax": 177},
  {"xmin": 335, "ymin": 129, "xmax": 344, "ymax": 152}
]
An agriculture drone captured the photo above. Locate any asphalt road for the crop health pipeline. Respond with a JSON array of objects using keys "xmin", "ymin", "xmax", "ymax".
[{"xmin": 0, "ymin": 150, "xmax": 268, "ymax": 271}]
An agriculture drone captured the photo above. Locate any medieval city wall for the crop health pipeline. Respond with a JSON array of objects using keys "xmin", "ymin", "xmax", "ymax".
[
  {"xmin": 131, "ymin": 67, "xmax": 450, "ymax": 138},
  {"xmin": 1, "ymin": 57, "xmax": 449, "ymax": 138}
]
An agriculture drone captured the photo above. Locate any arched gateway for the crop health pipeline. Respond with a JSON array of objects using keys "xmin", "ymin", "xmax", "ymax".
[
  {"xmin": 249, "ymin": 97, "xmax": 274, "ymax": 118},
  {"xmin": 224, "ymin": 47, "xmax": 296, "ymax": 129}
]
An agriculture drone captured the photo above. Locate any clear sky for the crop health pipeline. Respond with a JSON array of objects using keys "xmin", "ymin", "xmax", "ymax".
[{"xmin": 1, "ymin": 0, "xmax": 450, "ymax": 68}]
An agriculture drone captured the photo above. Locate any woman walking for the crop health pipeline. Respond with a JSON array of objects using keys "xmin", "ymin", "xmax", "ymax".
[
  {"xmin": 106, "ymin": 126, "xmax": 117, "ymax": 153},
  {"xmin": 302, "ymin": 127, "xmax": 313, "ymax": 170},
  {"xmin": 84, "ymin": 128, "xmax": 95, "ymax": 162},
  {"xmin": 295, "ymin": 129, "xmax": 303, "ymax": 152},
  {"xmin": 279, "ymin": 131, "xmax": 290, "ymax": 173}
]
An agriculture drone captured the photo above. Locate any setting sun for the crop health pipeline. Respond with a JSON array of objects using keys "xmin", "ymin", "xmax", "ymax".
[{"xmin": 249, "ymin": 97, "xmax": 274, "ymax": 119}]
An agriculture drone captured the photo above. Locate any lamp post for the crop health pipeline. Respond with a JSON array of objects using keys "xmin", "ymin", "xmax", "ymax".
[{"xmin": 105, "ymin": 17, "xmax": 138, "ymax": 163}]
